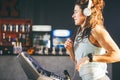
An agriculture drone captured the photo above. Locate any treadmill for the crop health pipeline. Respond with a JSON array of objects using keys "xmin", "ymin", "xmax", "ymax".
[{"xmin": 17, "ymin": 52, "xmax": 71, "ymax": 80}]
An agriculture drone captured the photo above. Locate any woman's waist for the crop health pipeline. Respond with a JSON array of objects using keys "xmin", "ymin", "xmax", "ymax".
[
  {"xmin": 80, "ymin": 72, "xmax": 106, "ymax": 80},
  {"xmin": 79, "ymin": 63, "xmax": 107, "ymax": 77}
]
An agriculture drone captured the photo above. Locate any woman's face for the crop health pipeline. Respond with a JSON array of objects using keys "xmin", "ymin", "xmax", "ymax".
[{"xmin": 72, "ymin": 5, "xmax": 86, "ymax": 26}]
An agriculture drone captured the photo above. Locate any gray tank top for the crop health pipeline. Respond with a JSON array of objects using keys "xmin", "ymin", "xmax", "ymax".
[{"xmin": 74, "ymin": 32, "xmax": 107, "ymax": 80}]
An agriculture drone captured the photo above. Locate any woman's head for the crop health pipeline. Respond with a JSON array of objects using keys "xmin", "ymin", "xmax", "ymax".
[
  {"xmin": 72, "ymin": 4, "xmax": 86, "ymax": 26},
  {"xmin": 72, "ymin": 0, "xmax": 105, "ymax": 28}
]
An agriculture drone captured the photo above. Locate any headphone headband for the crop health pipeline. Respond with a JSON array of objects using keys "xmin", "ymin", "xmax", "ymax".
[
  {"xmin": 83, "ymin": 0, "xmax": 92, "ymax": 16},
  {"xmin": 88, "ymin": 0, "xmax": 92, "ymax": 9}
]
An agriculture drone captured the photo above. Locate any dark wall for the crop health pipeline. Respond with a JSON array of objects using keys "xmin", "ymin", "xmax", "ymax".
[
  {"xmin": 0, "ymin": 0, "xmax": 76, "ymax": 30},
  {"xmin": 104, "ymin": 0, "xmax": 120, "ymax": 46},
  {"xmin": 10, "ymin": 0, "xmax": 75, "ymax": 29}
]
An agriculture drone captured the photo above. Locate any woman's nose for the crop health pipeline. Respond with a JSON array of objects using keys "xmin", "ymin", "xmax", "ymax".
[{"xmin": 72, "ymin": 14, "xmax": 74, "ymax": 18}]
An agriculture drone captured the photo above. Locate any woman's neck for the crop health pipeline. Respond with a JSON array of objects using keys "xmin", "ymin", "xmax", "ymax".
[{"xmin": 80, "ymin": 26, "xmax": 85, "ymax": 32}]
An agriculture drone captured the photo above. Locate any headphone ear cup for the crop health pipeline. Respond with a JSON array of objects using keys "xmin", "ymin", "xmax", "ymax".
[{"xmin": 83, "ymin": 8, "xmax": 91, "ymax": 16}]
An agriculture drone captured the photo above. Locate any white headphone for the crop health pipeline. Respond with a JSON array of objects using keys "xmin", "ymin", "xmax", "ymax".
[{"xmin": 83, "ymin": 0, "xmax": 92, "ymax": 16}]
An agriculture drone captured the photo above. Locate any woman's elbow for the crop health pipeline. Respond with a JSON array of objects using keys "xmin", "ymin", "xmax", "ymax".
[{"xmin": 110, "ymin": 51, "xmax": 120, "ymax": 62}]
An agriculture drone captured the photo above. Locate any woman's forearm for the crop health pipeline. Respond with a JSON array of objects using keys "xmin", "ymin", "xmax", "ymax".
[
  {"xmin": 93, "ymin": 51, "xmax": 120, "ymax": 63},
  {"xmin": 66, "ymin": 48, "xmax": 75, "ymax": 62}
]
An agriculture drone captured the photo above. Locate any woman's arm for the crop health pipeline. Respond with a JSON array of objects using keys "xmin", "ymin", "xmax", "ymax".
[
  {"xmin": 91, "ymin": 25, "xmax": 120, "ymax": 63},
  {"xmin": 64, "ymin": 39, "xmax": 75, "ymax": 62}
]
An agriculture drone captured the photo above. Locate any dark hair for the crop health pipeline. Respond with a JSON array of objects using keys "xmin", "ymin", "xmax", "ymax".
[
  {"xmin": 75, "ymin": 0, "xmax": 89, "ymax": 10},
  {"xmin": 70, "ymin": 26, "xmax": 91, "ymax": 42}
]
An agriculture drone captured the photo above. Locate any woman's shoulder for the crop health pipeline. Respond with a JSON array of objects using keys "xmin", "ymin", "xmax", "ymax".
[
  {"xmin": 91, "ymin": 24, "xmax": 106, "ymax": 35},
  {"xmin": 90, "ymin": 24, "xmax": 110, "ymax": 43},
  {"xmin": 89, "ymin": 25, "xmax": 108, "ymax": 47}
]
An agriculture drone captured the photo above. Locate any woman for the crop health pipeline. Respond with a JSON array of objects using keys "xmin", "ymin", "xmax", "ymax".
[{"xmin": 64, "ymin": 0, "xmax": 120, "ymax": 80}]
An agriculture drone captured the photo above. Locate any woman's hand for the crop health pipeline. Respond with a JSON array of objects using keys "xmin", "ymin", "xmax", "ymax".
[
  {"xmin": 76, "ymin": 57, "xmax": 89, "ymax": 71},
  {"xmin": 64, "ymin": 38, "xmax": 73, "ymax": 51}
]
